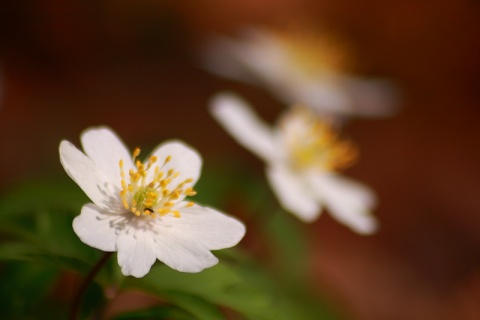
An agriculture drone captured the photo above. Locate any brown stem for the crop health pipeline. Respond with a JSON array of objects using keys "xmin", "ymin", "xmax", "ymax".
[{"xmin": 70, "ymin": 252, "xmax": 114, "ymax": 320}]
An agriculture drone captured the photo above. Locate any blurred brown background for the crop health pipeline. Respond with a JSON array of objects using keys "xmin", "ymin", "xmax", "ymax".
[{"xmin": 0, "ymin": 1, "xmax": 480, "ymax": 319}]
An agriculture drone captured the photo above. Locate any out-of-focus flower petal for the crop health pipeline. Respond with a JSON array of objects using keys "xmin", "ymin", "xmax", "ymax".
[
  {"xmin": 339, "ymin": 77, "xmax": 400, "ymax": 118},
  {"xmin": 308, "ymin": 173, "xmax": 378, "ymax": 234},
  {"xmin": 210, "ymin": 92, "xmax": 279, "ymax": 163},
  {"xmin": 203, "ymin": 27, "xmax": 400, "ymax": 119},
  {"xmin": 266, "ymin": 165, "xmax": 321, "ymax": 222},
  {"xmin": 281, "ymin": 78, "xmax": 352, "ymax": 118}
]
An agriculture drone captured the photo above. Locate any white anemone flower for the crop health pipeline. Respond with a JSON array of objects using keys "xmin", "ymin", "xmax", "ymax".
[
  {"xmin": 210, "ymin": 93, "xmax": 378, "ymax": 235},
  {"xmin": 203, "ymin": 27, "xmax": 398, "ymax": 119},
  {"xmin": 59, "ymin": 127, "xmax": 246, "ymax": 277}
]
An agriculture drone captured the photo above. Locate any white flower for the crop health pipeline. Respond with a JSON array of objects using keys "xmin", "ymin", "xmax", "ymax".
[
  {"xmin": 203, "ymin": 27, "xmax": 398, "ymax": 119},
  {"xmin": 59, "ymin": 127, "xmax": 246, "ymax": 277},
  {"xmin": 210, "ymin": 93, "xmax": 378, "ymax": 235}
]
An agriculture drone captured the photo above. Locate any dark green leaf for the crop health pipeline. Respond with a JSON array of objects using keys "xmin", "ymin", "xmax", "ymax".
[
  {"xmin": 0, "ymin": 262, "xmax": 59, "ymax": 318},
  {"xmin": 112, "ymin": 305, "xmax": 193, "ymax": 320},
  {"xmin": 163, "ymin": 291, "xmax": 225, "ymax": 320}
]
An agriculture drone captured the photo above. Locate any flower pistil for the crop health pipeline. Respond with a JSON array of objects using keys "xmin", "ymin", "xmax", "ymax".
[
  {"xmin": 119, "ymin": 148, "xmax": 196, "ymax": 218},
  {"xmin": 282, "ymin": 107, "xmax": 358, "ymax": 172}
]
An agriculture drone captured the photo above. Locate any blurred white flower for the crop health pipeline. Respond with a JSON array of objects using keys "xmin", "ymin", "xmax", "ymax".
[
  {"xmin": 210, "ymin": 93, "xmax": 378, "ymax": 234},
  {"xmin": 59, "ymin": 127, "xmax": 245, "ymax": 277},
  {"xmin": 203, "ymin": 27, "xmax": 399, "ymax": 119}
]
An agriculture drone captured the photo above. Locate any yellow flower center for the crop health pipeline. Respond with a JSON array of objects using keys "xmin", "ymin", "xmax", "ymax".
[
  {"xmin": 119, "ymin": 148, "xmax": 196, "ymax": 218},
  {"xmin": 281, "ymin": 107, "xmax": 357, "ymax": 172},
  {"xmin": 274, "ymin": 28, "xmax": 353, "ymax": 79}
]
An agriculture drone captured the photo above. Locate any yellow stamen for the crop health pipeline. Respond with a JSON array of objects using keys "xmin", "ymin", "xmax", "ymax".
[
  {"xmin": 118, "ymin": 150, "xmax": 198, "ymax": 219},
  {"xmin": 282, "ymin": 106, "xmax": 358, "ymax": 172},
  {"xmin": 274, "ymin": 26, "xmax": 354, "ymax": 78},
  {"xmin": 133, "ymin": 148, "xmax": 141, "ymax": 159}
]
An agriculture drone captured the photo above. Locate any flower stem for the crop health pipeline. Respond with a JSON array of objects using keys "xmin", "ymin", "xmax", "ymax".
[{"xmin": 70, "ymin": 252, "xmax": 114, "ymax": 320}]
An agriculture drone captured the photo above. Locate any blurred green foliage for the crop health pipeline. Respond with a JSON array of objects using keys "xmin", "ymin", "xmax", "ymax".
[{"xmin": 0, "ymin": 159, "xmax": 337, "ymax": 319}]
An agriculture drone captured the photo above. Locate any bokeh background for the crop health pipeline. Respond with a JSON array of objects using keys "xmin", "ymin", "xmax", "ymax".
[{"xmin": 0, "ymin": 1, "xmax": 479, "ymax": 319}]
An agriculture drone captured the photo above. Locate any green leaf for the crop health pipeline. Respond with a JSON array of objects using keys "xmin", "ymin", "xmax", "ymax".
[
  {"xmin": 80, "ymin": 281, "xmax": 107, "ymax": 320},
  {"xmin": 263, "ymin": 209, "xmax": 309, "ymax": 283},
  {"xmin": 0, "ymin": 178, "xmax": 87, "ymax": 218},
  {"xmin": 0, "ymin": 243, "xmax": 48, "ymax": 262},
  {"xmin": 0, "ymin": 178, "xmax": 102, "ymax": 271},
  {"xmin": 164, "ymin": 291, "xmax": 225, "ymax": 320},
  {"xmin": 112, "ymin": 305, "xmax": 193, "ymax": 320},
  {"xmin": 0, "ymin": 262, "xmax": 60, "ymax": 318},
  {"xmin": 125, "ymin": 263, "xmax": 279, "ymax": 320},
  {"xmin": 34, "ymin": 209, "xmax": 99, "ymax": 264},
  {"xmin": 195, "ymin": 158, "xmax": 270, "ymax": 210},
  {"xmin": 0, "ymin": 242, "xmax": 95, "ymax": 273},
  {"xmin": 0, "ymin": 173, "xmax": 339, "ymax": 320}
]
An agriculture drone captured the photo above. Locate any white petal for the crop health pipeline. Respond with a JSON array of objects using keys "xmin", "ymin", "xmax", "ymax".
[
  {"xmin": 201, "ymin": 36, "xmax": 258, "ymax": 84},
  {"xmin": 233, "ymin": 29, "xmax": 291, "ymax": 85},
  {"xmin": 287, "ymin": 79, "xmax": 352, "ymax": 117},
  {"xmin": 59, "ymin": 140, "xmax": 117, "ymax": 210},
  {"xmin": 341, "ymin": 76, "xmax": 400, "ymax": 118},
  {"xmin": 266, "ymin": 165, "xmax": 321, "ymax": 222},
  {"xmin": 117, "ymin": 228, "xmax": 158, "ymax": 278},
  {"xmin": 153, "ymin": 232, "xmax": 219, "ymax": 273},
  {"xmin": 81, "ymin": 126, "xmax": 134, "ymax": 187},
  {"xmin": 149, "ymin": 141, "xmax": 202, "ymax": 199},
  {"xmin": 210, "ymin": 92, "xmax": 279, "ymax": 163},
  {"xmin": 72, "ymin": 203, "xmax": 121, "ymax": 252},
  {"xmin": 308, "ymin": 173, "xmax": 378, "ymax": 234},
  {"xmin": 163, "ymin": 204, "xmax": 245, "ymax": 250},
  {"xmin": 202, "ymin": 29, "xmax": 289, "ymax": 87}
]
